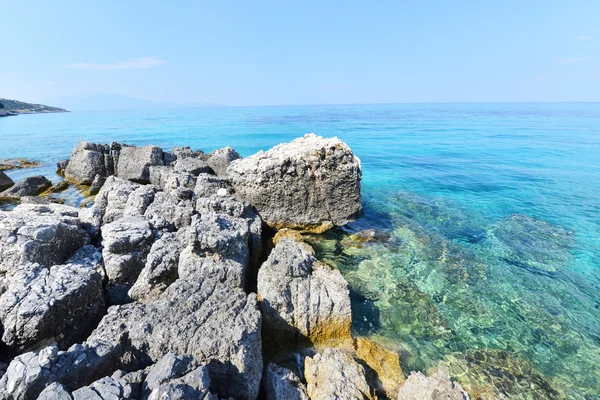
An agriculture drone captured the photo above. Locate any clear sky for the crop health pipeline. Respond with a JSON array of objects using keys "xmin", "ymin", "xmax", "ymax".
[{"xmin": 1, "ymin": 0, "xmax": 599, "ymax": 106}]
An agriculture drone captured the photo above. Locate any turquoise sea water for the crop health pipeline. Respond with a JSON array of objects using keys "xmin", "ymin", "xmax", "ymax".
[{"xmin": 1, "ymin": 103, "xmax": 599, "ymax": 399}]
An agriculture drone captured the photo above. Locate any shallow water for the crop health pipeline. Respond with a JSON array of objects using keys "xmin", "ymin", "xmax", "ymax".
[{"xmin": 1, "ymin": 103, "xmax": 599, "ymax": 399}]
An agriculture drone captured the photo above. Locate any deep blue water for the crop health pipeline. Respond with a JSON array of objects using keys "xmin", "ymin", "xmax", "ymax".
[{"xmin": 1, "ymin": 103, "xmax": 599, "ymax": 399}]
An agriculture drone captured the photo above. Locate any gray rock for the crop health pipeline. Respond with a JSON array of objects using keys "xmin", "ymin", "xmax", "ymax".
[
  {"xmin": 257, "ymin": 238, "xmax": 352, "ymax": 350},
  {"xmin": 86, "ymin": 279, "xmax": 263, "ymax": 399},
  {"xmin": 396, "ymin": 367, "xmax": 469, "ymax": 400},
  {"xmin": 94, "ymin": 176, "xmax": 156, "ymax": 224},
  {"xmin": 0, "ymin": 261, "xmax": 104, "ymax": 350},
  {"xmin": 71, "ymin": 370, "xmax": 146, "ymax": 400},
  {"xmin": 304, "ymin": 348, "xmax": 374, "ymax": 400},
  {"xmin": 193, "ymin": 174, "xmax": 231, "ymax": 198},
  {"xmin": 149, "ymin": 167, "xmax": 196, "ymax": 200},
  {"xmin": 174, "ymin": 157, "xmax": 213, "ymax": 176},
  {"xmin": 171, "ymin": 146, "xmax": 207, "ymax": 161},
  {"xmin": 0, "ymin": 349, "xmax": 57, "ymax": 400},
  {"xmin": 0, "ymin": 204, "xmax": 89, "ymax": 294},
  {"xmin": 228, "ymin": 134, "xmax": 363, "ymax": 232},
  {"xmin": 0, "ymin": 171, "xmax": 14, "ymax": 192},
  {"xmin": 144, "ymin": 192, "xmax": 195, "ymax": 232},
  {"xmin": 88, "ymin": 175, "xmax": 106, "ymax": 196},
  {"xmin": 207, "ymin": 147, "xmax": 242, "ymax": 177},
  {"xmin": 64, "ymin": 143, "xmax": 112, "ymax": 185},
  {"xmin": 263, "ymin": 363, "xmax": 309, "ymax": 400},
  {"xmin": 37, "ymin": 383, "xmax": 73, "ymax": 400},
  {"xmin": 56, "ymin": 160, "xmax": 69, "ymax": 177},
  {"xmin": 0, "ymin": 176, "xmax": 52, "ymax": 197},
  {"xmin": 116, "ymin": 146, "xmax": 164, "ymax": 184},
  {"xmin": 78, "ymin": 207, "xmax": 102, "ymax": 238}
]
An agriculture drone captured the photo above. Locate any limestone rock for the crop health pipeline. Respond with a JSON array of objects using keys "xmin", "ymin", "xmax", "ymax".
[
  {"xmin": 65, "ymin": 142, "xmax": 109, "ymax": 185},
  {"xmin": 94, "ymin": 176, "xmax": 156, "ymax": 223},
  {"xmin": 228, "ymin": 134, "xmax": 362, "ymax": 232},
  {"xmin": 304, "ymin": 348, "xmax": 374, "ymax": 400},
  {"xmin": 56, "ymin": 160, "xmax": 69, "ymax": 177},
  {"xmin": 0, "ymin": 176, "xmax": 52, "ymax": 197},
  {"xmin": 0, "ymin": 171, "xmax": 14, "ymax": 192},
  {"xmin": 207, "ymin": 147, "xmax": 242, "ymax": 177},
  {"xmin": 144, "ymin": 192, "xmax": 195, "ymax": 232},
  {"xmin": 257, "ymin": 238, "xmax": 352, "ymax": 352},
  {"xmin": 355, "ymin": 337, "xmax": 404, "ymax": 398},
  {"xmin": 148, "ymin": 167, "xmax": 196, "ymax": 199},
  {"xmin": 88, "ymin": 175, "xmax": 106, "ymax": 196},
  {"xmin": 263, "ymin": 363, "xmax": 309, "ymax": 400},
  {"xmin": 173, "ymin": 157, "xmax": 213, "ymax": 176},
  {"xmin": 37, "ymin": 383, "xmax": 72, "ymax": 400},
  {"xmin": 396, "ymin": 367, "xmax": 469, "ymax": 400},
  {"xmin": 193, "ymin": 174, "xmax": 231, "ymax": 198},
  {"xmin": 116, "ymin": 145, "xmax": 164, "ymax": 184}
]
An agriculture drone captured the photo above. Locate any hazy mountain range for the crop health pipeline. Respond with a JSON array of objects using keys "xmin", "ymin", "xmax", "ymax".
[{"xmin": 47, "ymin": 94, "xmax": 223, "ymax": 112}]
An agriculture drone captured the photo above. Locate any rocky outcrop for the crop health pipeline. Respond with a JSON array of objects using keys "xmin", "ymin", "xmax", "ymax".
[
  {"xmin": 116, "ymin": 146, "xmax": 164, "ymax": 184},
  {"xmin": 93, "ymin": 176, "xmax": 156, "ymax": 223},
  {"xmin": 396, "ymin": 367, "xmax": 469, "ymax": 400},
  {"xmin": 257, "ymin": 238, "xmax": 352, "ymax": 353},
  {"xmin": 207, "ymin": 147, "xmax": 242, "ymax": 177},
  {"xmin": 228, "ymin": 134, "xmax": 362, "ymax": 232},
  {"xmin": 0, "ymin": 172, "xmax": 14, "ymax": 192},
  {"xmin": 88, "ymin": 175, "xmax": 106, "ymax": 196},
  {"xmin": 263, "ymin": 363, "xmax": 308, "ymax": 400},
  {"xmin": 64, "ymin": 143, "xmax": 111, "ymax": 185},
  {"xmin": 173, "ymin": 157, "xmax": 213, "ymax": 176},
  {"xmin": 304, "ymin": 348, "xmax": 374, "ymax": 400},
  {"xmin": 0, "ymin": 176, "xmax": 52, "ymax": 197}
]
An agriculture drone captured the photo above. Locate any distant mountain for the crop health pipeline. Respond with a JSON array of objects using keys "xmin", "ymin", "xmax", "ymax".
[
  {"xmin": 49, "ymin": 93, "xmax": 222, "ymax": 112},
  {"xmin": 0, "ymin": 98, "xmax": 68, "ymax": 115}
]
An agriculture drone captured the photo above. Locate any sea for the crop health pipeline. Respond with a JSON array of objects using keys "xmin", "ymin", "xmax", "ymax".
[{"xmin": 1, "ymin": 103, "xmax": 599, "ymax": 399}]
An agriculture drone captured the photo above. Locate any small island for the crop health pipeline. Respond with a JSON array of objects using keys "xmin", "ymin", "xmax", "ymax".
[{"xmin": 0, "ymin": 98, "xmax": 68, "ymax": 117}]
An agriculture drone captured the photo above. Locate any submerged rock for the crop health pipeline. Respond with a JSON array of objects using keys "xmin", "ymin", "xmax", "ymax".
[
  {"xmin": 0, "ymin": 176, "xmax": 52, "ymax": 197},
  {"xmin": 228, "ymin": 133, "xmax": 363, "ymax": 232},
  {"xmin": 0, "ymin": 172, "xmax": 14, "ymax": 192},
  {"xmin": 396, "ymin": 367, "xmax": 469, "ymax": 400}
]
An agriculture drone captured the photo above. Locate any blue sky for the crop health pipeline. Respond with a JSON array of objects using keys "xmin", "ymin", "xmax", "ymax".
[{"xmin": 1, "ymin": 0, "xmax": 599, "ymax": 106}]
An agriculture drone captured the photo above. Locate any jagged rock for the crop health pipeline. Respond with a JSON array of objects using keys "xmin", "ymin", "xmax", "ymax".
[
  {"xmin": 0, "ymin": 261, "xmax": 104, "ymax": 350},
  {"xmin": 355, "ymin": 337, "xmax": 404, "ymax": 398},
  {"xmin": 396, "ymin": 367, "xmax": 469, "ymax": 400},
  {"xmin": 94, "ymin": 176, "xmax": 156, "ymax": 223},
  {"xmin": 56, "ymin": 160, "xmax": 69, "ymax": 177},
  {"xmin": 0, "ymin": 172, "xmax": 14, "ymax": 192},
  {"xmin": 86, "ymin": 279, "xmax": 263, "ymax": 399},
  {"xmin": 174, "ymin": 157, "xmax": 213, "ymax": 176},
  {"xmin": 64, "ymin": 143, "xmax": 110, "ymax": 185},
  {"xmin": 88, "ymin": 175, "xmax": 106, "ymax": 196},
  {"xmin": 0, "ymin": 176, "xmax": 52, "ymax": 197},
  {"xmin": 257, "ymin": 238, "xmax": 352, "ymax": 352},
  {"xmin": 37, "ymin": 382, "xmax": 72, "ymax": 400},
  {"xmin": 228, "ymin": 134, "xmax": 362, "ymax": 232},
  {"xmin": 71, "ymin": 369, "xmax": 146, "ymax": 400},
  {"xmin": 171, "ymin": 146, "xmax": 207, "ymax": 161},
  {"xmin": 116, "ymin": 146, "xmax": 164, "ymax": 184},
  {"xmin": 193, "ymin": 174, "xmax": 231, "ymax": 198},
  {"xmin": 129, "ymin": 233, "xmax": 182, "ymax": 301},
  {"xmin": 0, "ymin": 348, "xmax": 58, "ymax": 400},
  {"xmin": 207, "ymin": 147, "xmax": 241, "ymax": 177},
  {"xmin": 0, "ymin": 204, "xmax": 89, "ymax": 294},
  {"xmin": 304, "ymin": 348, "xmax": 374, "ymax": 400},
  {"xmin": 263, "ymin": 363, "xmax": 309, "ymax": 400},
  {"xmin": 149, "ymin": 167, "xmax": 196, "ymax": 199},
  {"xmin": 178, "ymin": 213, "xmax": 250, "ymax": 289},
  {"xmin": 78, "ymin": 207, "xmax": 102, "ymax": 238},
  {"xmin": 144, "ymin": 192, "xmax": 195, "ymax": 232}
]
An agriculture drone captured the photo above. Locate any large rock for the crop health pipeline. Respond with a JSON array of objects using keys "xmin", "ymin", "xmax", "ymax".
[
  {"xmin": 173, "ymin": 157, "xmax": 213, "ymax": 176},
  {"xmin": 257, "ymin": 238, "xmax": 352, "ymax": 353},
  {"xmin": 396, "ymin": 367, "xmax": 469, "ymax": 400},
  {"xmin": 64, "ymin": 142, "xmax": 109, "ymax": 185},
  {"xmin": 148, "ymin": 167, "xmax": 196, "ymax": 199},
  {"xmin": 263, "ymin": 363, "xmax": 308, "ymax": 400},
  {"xmin": 144, "ymin": 192, "xmax": 195, "ymax": 232},
  {"xmin": 304, "ymin": 348, "xmax": 374, "ymax": 400},
  {"xmin": 355, "ymin": 337, "xmax": 404, "ymax": 398},
  {"xmin": 207, "ymin": 147, "xmax": 241, "ymax": 177},
  {"xmin": 94, "ymin": 176, "xmax": 156, "ymax": 223},
  {"xmin": 0, "ymin": 172, "xmax": 14, "ymax": 192},
  {"xmin": 86, "ymin": 279, "xmax": 263, "ymax": 399},
  {"xmin": 71, "ymin": 369, "xmax": 147, "ymax": 400},
  {"xmin": 0, "ymin": 204, "xmax": 89, "ymax": 294},
  {"xmin": 0, "ymin": 261, "xmax": 104, "ymax": 351},
  {"xmin": 228, "ymin": 134, "xmax": 362, "ymax": 232},
  {"xmin": 37, "ymin": 382, "xmax": 72, "ymax": 400},
  {"xmin": 116, "ymin": 145, "xmax": 164, "ymax": 183},
  {"xmin": 0, "ymin": 176, "xmax": 52, "ymax": 197}
]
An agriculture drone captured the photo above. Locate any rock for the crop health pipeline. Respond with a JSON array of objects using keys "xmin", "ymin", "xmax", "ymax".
[
  {"xmin": 193, "ymin": 174, "xmax": 232, "ymax": 198},
  {"xmin": 78, "ymin": 207, "xmax": 102, "ymax": 238},
  {"xmin": 56, "ymin": 160, "xmax": 69, "ymax": 177},
  {"xmin": 304, "ymin": 348, "xmax": 374, "ymax": 400},
  {"xmin": 86, "ymin": 279, "xmax": 263, "ymax": 399},
  {"xmin": 64, "ymin": 142, "xmax": 109, "ymax": 185},
  {"xmin": 355, "ymin": 337, "xmax": 404, "ymax": 398},
  {"xmin": 0, "ymin": 176, "xmax": 52, "ymax": 197},
  {"xmin": 149, "ymin": 167, "xmax": 196, "ymax": 199},
  {"xmin": 129, "ymin": 232, "xmax": 182, "ymax": 301},
  {"xmin": 0, "ymin": 172, "xmax": 14, "ymax": 192},
  {"xmin": 171, "ymin": 146, "xmax": 207, "ymax": 161},
  {"xmin": 116, "ymin": 145, "xmax": 164, "ymax": 184},
  {"xmin": 257, "ymin": 238, "xmax": 352, "ymax": 353},
  {"xmin": 272, "ymin": 228, "xmax": 303, "ymax": 246},
  {"xmin": 44, "ymin": 181, "xmax": 70, "ymax": 195},
  {"xmin": 88, "ymin": 175, "xmax": 106, "ymax": 196},
  {"xmin": 173, "ymin": 157, "xmax": 213, "ymax": 176},
  {"xmin": 144, "ymin": 192, "xmax": 195, "ymax": 232},
  {"xmin": 71, "ymin": 370, "xmax": 146, "ymax": 400},
  {"xmin": 37, "ymin": 382, "xmax": 72, "ymax": 400},
  {"xmin": 396, "ymin": 367, "xmax": 469, "ymax": 400},
  {"xmin": 0, "ymin": 349, "xmax": 57, "ymax": 400},
  {"xmin": 228, "ymin": 134, "xmax": 362, "ymax": 232},
  {"xmin": 207, "ymin": 147, "xmax": 241, "ymax": 177},
  {"xmin": 263, "ymin": 363, "xmax": 309, "ymax": 400},
  {"xmin": 94, "ymin": 176, "xmax": 156, "ymax": 223},
  {"xmin": 0, "ymin": 261, "xmax": 104, "ymax": 351},
  {"xmin": 0, "ymin": 204, "xmax": 89, "ymax": 294}
]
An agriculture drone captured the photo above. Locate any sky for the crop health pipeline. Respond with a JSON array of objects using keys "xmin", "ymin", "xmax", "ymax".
[{"xmin": 1, "ymin": 0, "xmax": 599, "ymax": 106}]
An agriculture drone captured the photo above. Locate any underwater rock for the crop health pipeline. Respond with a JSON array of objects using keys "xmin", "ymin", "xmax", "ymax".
[
  {"xmin": 0, "ymin": 172, "xmax": 14, "ymax": 192},
  {"xmin": 486, "ymin": 214, "xmax": 575, "ymax": 274},
  {"xmin": 396, "ymin": 367, "xmax": 469, "ymax": 400},
  {"xmin": 228, "ymin": 133, "xmax": 363, "ymax": 232},
  {"xmin": 0, "ymin": 158, "xmax": 42, "ymax": 171}
]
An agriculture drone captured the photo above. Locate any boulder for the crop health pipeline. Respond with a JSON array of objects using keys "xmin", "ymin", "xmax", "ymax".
[
  {"xmin": 207, "ymin": 147, "xmax": 242, "ymax": 177},
  {"xmin": 193, "ymin": 173, "xmax": 231, "ymax": 198},
  {"xmin": 71, "ymin": 370, "xmax": 146, "ymax": 400},
  {"xmin": 56, "ymin": 160, "xmax": 69, "ymax": 177},
  {"xmin": 149, "ymin": 167, "xmax": 196, "ymax": 199},
  {"xmin": 304, "ymin": 348, "xmax": 374, "ymax": 400},
  {"xmin": 173, "ymin": 157, "xmax": 213, "ymax": 176},
  {"xmin": 88, "ymin": 175, "xmax": 106, "ymax": 196},
  {"xmin": 0, "ymin": 176, "xmax": 52, "ymax": 197},
  {"xmin": 94, "ymin": 176, "xmax": 156, "ymax": 223},
  {"xmin": 263, "ymin": 363, "xmax": 309, "ymax": 400},
  {"xmin": 0, "ymin": 171, "xmax": 14, "ymax": 192},
  {"xmin": 64, "ymin": 142, "xmax": 109, "ymax": 185},
  {"xmin": 144, "ymin": 192, "xmax": 195, "ymax": 232},
  {"xmin": 116, "ymin": 145, "xmax": 164, "ymax": 183},
  {"xmin": 355, "ymin": 337, "xmax": 404, "ymax": 398},
  {"xmin": 396, "ymin": 367, "xmax": 469, "ymax": 400},
  {"xmin": 37, "ymin": 383, "xmax": 72, "ymax": 400},
  {"xmin": 228, "ymin": 134, "xmax": 362, "ymax": 232},
  {"xmin": 257, "ymin": 238, "xmax": 352, "ymax": 353},
  {"xmin": 171, "ymin": 146, "xmax": 207, "ymax": 161},
  {"xmin": 0, "ymin": 261, "xmax": 104, "ymax": 351}
]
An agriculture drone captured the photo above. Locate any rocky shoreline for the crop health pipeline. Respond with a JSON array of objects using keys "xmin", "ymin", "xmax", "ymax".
[{"xmin": 0, "ymin": 134, "xmax": 470, "ymax": 399}]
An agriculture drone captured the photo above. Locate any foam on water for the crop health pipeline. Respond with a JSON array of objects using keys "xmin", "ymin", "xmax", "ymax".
[{"xmin": 1, "ymin": 103, "xmax": 599, "ymax": 398}]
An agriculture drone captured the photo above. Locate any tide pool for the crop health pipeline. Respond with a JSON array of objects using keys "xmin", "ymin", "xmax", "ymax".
[{"xmin": 1, "ymin": 103, "xmax": 599, "ymax": 399}]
